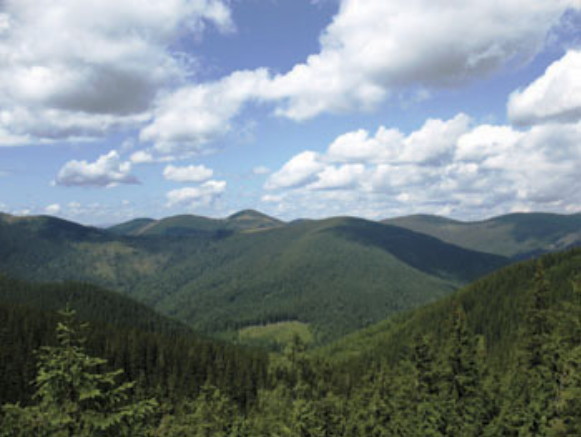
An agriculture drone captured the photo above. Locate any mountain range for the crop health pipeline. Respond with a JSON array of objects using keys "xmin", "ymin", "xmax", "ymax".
[{"xmin": 0, "ymin": 209, "xmax": 579, "ymax": 344}]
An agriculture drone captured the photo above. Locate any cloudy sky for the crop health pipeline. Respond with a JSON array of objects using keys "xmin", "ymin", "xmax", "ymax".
[{"xmin": 1, "ymin": 0, "xmax": 580, "ymax": 224}]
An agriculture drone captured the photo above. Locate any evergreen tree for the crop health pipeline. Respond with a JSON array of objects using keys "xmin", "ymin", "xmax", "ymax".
[
  {"xmin": 1, "ymin": 308, "xmax": 157, "ymax": 437},
  {"xmin": 443, "ymin": 305, "xmax": 486, "ymax": 436},
  {"xmin": 497, "ymin": 262, "xmax": 561, "ymax": 435},
  {"xmin": 155, "ymin": 383, "xmax": 236, "ymax": 437},
  {"xmin": 550, "ymin": 276, "xmax": 581, "ymax": 435},
  {"xmin": 410, "ymin": 334, "xmax": 446, "ymax": 436}
]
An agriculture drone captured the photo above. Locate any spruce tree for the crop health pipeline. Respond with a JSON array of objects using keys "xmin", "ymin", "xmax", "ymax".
[
  {"xmin": 498, "ymin": 262, "xmax": 560, "ymax": 435},
  {"xmin": 1, "ymin": 307, "xmax": 157, "ymax": 437},
  {"xmin": 444, "ymin": 305, "xmax": 486, "ymax": 436}
]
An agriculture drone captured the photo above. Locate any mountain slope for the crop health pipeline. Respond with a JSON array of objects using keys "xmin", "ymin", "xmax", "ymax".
[
  {"xmin": 0, "ymin": 212, "xmax": 508, "ymax": 344},
  {"xmin": 322, "ymin": 247, "xmax": 581, "ymax": 369},
  {"xmin": 383, "ymin": 212, "xmax": 581, "ymax": 258},
  {"xmin": 0, "ymin": 274, "xmax": 189, "ymax": 335},
  {"xmin": 0, "ymin": 275, "xmax": 268, "ymax": 408},
  {"xmin": 137, "ymin": 217, "xmax": 507, "ymax": 342}
]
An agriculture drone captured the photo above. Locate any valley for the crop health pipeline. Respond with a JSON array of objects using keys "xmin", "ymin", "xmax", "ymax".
[{"xmin": 1, "ymin": 209, "xmax": 580, "ymax": 434}]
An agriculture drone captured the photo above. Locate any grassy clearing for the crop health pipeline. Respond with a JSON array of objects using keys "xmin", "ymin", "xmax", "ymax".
[{"xmin": 238, "ymin": 321, "xmax": 313, "ymax": 348}]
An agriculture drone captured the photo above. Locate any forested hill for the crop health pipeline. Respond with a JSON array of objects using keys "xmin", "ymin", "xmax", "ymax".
[
  {"xmin": 0, "ymin": 212, "xmax": 508, "ymax": 344},
  {"xmin": 108, "ymin": 209, "xmax": 283, "ymax": 236},
  {"xmin": 2, "ymin": 250, "xmax": 578, "ymax": 435},
  {"xmin": 0, "ymin": 275, "xmax": 268, "ymax": 409},
  {"xmin": 383, "ymin": 211, "xmax": 581, "ymax": 259},
  {"xmin": 322, "ymin": 247, "xmax": 581, "ymax": 371}
]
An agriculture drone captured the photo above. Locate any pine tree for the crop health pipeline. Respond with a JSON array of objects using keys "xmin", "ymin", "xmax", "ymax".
[
  {"xmin": 498, "ymin": 262, "xmax": 561, "ymax": 435},
  {"xmin": 155, "ymin": 383, "xmax": 236, "ymax": 437},
  {"xmin": 550, "ymin": 276, "xmax": 581, "ymax": 435},
  {"xmin": 410, "ymin": 334, "xmax": 446, "ymax": 436},
  {"xmin": 443, "ymin": 305, "xmax": 486, "ymax": 436},
  {"xmin": 1, "ymin": 307, "xmax": 157, "ymax": 437}
]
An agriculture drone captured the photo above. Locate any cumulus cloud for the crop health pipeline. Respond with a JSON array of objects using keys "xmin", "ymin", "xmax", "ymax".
[
  {"xmin": 0, "ymin": 0, "xmax": 232, "ymax": 144},
  {"xmin": 508, "ymin": 49, "xmax": 581, "ymax": 125},
  {"xmin": 166, "ymin": 180, "xmax": 226, "ymax": 207},
  {"xmin": 139, "ymin": 0, "xmax": 578, "ymax": 153},
  {"xmin": 54, "ymin": 150, "xmax": 139, "ymax": 187},
  {"xmin": 140, "ymin": 69, "xmax": 270, "ymax": 157},
  {"xmin": 45, "ymin": 203, "xmax": 61, "ymax": 215},
  {"xmin": 265, "ymin": 0, "xmax": 578, "ymax": 120},
  {"xmin": 264, "ymin": 115, "xmax": 581, "ymax": 219},
  {"xmin": 308, "ymin": 164, "xmax": 367, "ymax": 190},
  {"xmin": 265, "ymin": 151, "xmax": 325, "ymax": 190},
  {"xmin": 163, "ymin": 164, "xmax": 214, "ymax": 182},
  {"xmin": 130, "ymin": 150, "xmax": 156, "ymax": 164}
]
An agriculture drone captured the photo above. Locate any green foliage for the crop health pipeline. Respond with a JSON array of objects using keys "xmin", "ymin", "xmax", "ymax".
[
  {"xmin": 1, "ymin": 249, "xmax": 581, "ymax": 435},
  {"xmin": 0, "ymin": 276, "xmax": 269, "ymax": 409},
  {"xmin": 155, "ymin": 383, "xmax": 237, "ymax": 437},
  {"xmin": 0, "ymin": 213, "xmax": 507, "ymax": 344},
  {"xmin": 238, "ymin": 321, "xmax": 314, "ymax": 351},
  {"xmin": 1, "ymin": 308, "xmax": 157, "ymax": 436}
]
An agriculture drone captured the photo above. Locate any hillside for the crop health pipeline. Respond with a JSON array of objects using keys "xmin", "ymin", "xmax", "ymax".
[
  {"xmin": 0, "ymin": 212, "xmax": 507, "ymax": 344},
  {"xmin": 134, "ymin": 217, "xmax": 507, "ymax": 343},
  {"xmin": 321, "ymin": 247, "xmax": 581, "ymax": 369},
  {"xmin": 108, "ymin": 209, "xmax": 283, "ymax": 237},
  {"xmin": 0, "ymin": 275, "xmax": 268, "ymax": 408},
  {"xmin": 383, "ymin": 212, "xmax": 581, "ymax": 258},
  {"xmin": 0, "ymin": 274, "xmax": 189, "ymax": 335}
]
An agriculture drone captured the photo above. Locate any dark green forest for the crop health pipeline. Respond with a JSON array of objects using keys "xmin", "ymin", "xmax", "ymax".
[
  {"xmin": 0, "ymin": 212, "xmax": 510, "ymax": 343},
  {"xmin": 2, "ymin": 248, "xmax": 580, "ymax": 435}
]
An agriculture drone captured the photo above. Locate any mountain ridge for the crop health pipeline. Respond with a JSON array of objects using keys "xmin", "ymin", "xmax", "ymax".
[
  {"xmin": 382, "ymin": 211, "xmax": 581, "ymax": 258},
  {"xmin": 0, "ymin": 211, "xmax": 509, "ymax": 343}
]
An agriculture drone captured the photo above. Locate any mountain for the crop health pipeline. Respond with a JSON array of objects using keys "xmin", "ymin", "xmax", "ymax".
[
  {"xmin": 0, "ymin": 274, "xmax": 189, "ymax": 335},
  {"xmin": 0, "ymin": 211, "xmax": 508, "ymax": 344},
  {"xmin": 108, "ymin": 209, "xmax": 283, "ymax": 237},
  {"xmin": 322, "ymin": 247, "xmax": 581, "ymax": 369},
  {"xmin": 383, "ymin": 212, "xmax": 581, "ymax": 259},
  {"xmin": 107, "ymin": 217, "xmax": 156, "ymax": 235},
  {"xmin": 0, "ymin": 274, "xmax": 268, "ymax": 408}
]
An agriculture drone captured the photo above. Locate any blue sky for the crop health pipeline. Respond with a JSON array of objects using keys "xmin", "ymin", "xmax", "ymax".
[{"xmin": 0, "ymin": 0, "xmax": 580, "ymax": 225}]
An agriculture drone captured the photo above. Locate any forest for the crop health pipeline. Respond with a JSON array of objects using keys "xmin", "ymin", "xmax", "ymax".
[{"xmin": 1, "ymin": 248, "xmax": 579, "ymax": 435}]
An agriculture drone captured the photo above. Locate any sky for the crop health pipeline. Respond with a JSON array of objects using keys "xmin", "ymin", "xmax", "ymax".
[{"xmin": 0, "ymin": 0, "xmax": 580, "ymax": 225}]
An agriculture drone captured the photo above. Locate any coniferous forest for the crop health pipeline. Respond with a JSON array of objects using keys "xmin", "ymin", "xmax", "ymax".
[
  {"xmin": 1, "ymin": 0, "xmax": 580, "ymax": 434},
  {"xmin": 1, "ymin": 243, "xmax": 580, "ymax": 435}
]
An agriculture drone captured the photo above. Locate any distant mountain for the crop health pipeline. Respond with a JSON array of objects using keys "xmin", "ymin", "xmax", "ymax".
[
  {"xmin": 0, "ymin": 211, "xmax": 507, "ymax": 344},
  {"xmin": 383, "ymin": 212, "xmax": 581, "ymax": 258},
  {"xmin": 107, "ymin": 217, "xmax": 156, "ymax": 235},
  {"xmin": 108, "ymin": 209, "xmax": 283, "ymax": 237}
]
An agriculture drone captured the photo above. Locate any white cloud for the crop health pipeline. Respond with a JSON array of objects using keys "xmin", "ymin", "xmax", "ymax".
[
  {"xmin": 265, "ymin": 115, "xmax": 581, "ymax": 219},
  {"xmin": 508, "ymin": 49, "xmax": 581, "ymax": 125},
  {"xmin": 252, "ymin": 166, "xmax": 271, "ymax": 175},
  {"xmin": 261, "ymin": 194, "xmax": 283, "ymax": 203},
  {"xmin": 264, "ymin": 0, "xmax": 579, "ymax": 120},
  {"xmin": 140, "ymin": 69, "xmax": 270, "ymax": 157},
  {"xmin": 327, "ymin": 127, "xmax": 404, "ymax": 164},
  {"xmin": 166, "ymin": 180, "xmax": 226, "ymax": 207},
  {"xmin": 130, "ymin": 150, "xmax": 156, "ymax": 164},
  {"xmin": 139, "ymin": 0, "xmax": 578, "ymax": 150},
  {"xmin": 54, "ymin": 150, "xmax": 139, "ymax": 188},
  {"xmin": 400, "ymin": 113, "xmax": 471, "ymax": 164},
  {"xmin": 265, "ymin": 151, "xmax": 324, "ymax": 190},
  {"xmin": 0, "ymin": 0, "xmax": 232, "ymax": 144},
  {"xmin": 163, "ymin": 164, "xmax": 214, "ymax": 183},
  {"xmin": 45, "ymin": 203, "xmax": 61, "ymax": 215},
  {"xmin": 308, "ymin": 164, "xmax": 366, "ymax": 190}
]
